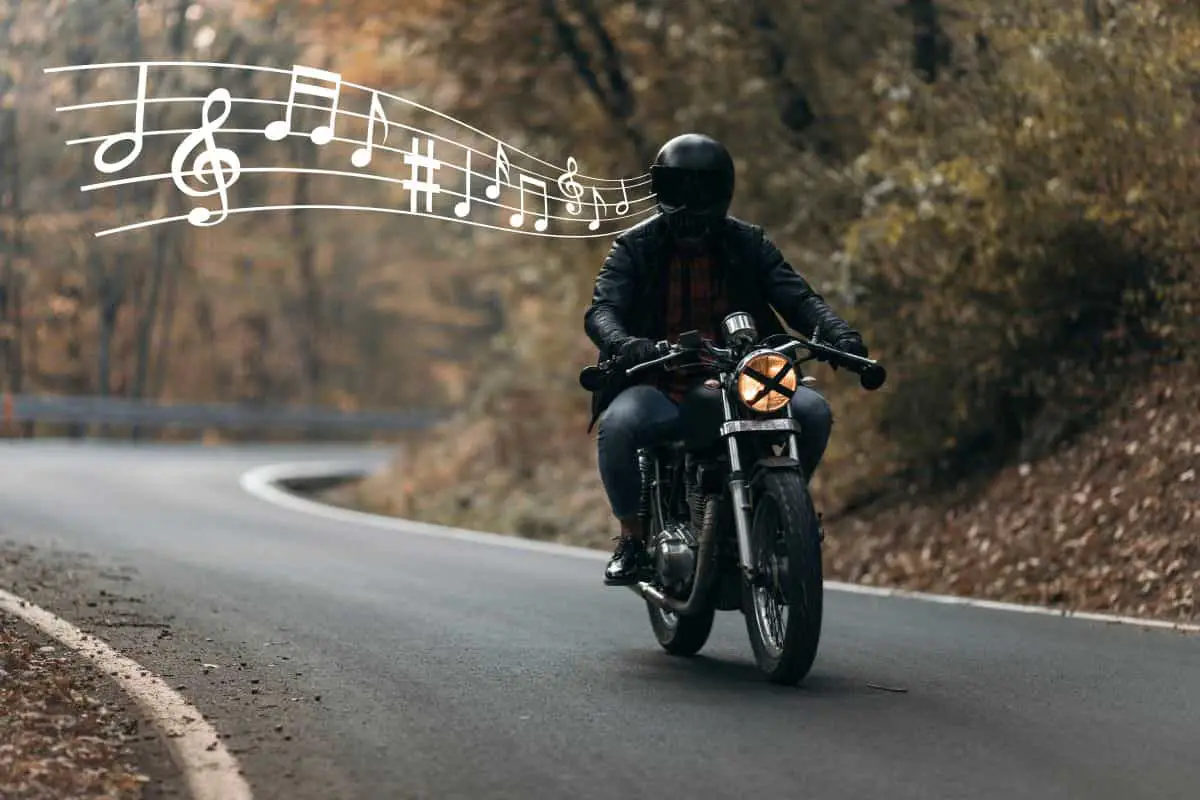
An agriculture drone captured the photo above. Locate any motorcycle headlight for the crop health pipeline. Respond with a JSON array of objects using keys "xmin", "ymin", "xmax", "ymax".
[{"xmin": 735, "ymin": 350, "xmax": 797, "ymax": 413}]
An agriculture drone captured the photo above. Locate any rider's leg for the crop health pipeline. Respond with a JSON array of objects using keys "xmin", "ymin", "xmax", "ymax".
[
  {"xmin": 788, "ymin": 385, "xmax": 834, "ymax": 482},
  {"xmin": 596, "ymin": 384, "xmax": 681, "ymax": 583}
]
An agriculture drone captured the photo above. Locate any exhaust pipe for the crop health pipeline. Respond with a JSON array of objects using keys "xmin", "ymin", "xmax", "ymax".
[{"xmin": 629, "ymin": 495, "xmax": 720, "ymax": 615}]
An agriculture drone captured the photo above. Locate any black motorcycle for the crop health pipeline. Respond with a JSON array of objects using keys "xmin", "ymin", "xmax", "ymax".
[{"xmin": 580, "ymin": 311, "xmax": 887, "ymax": 685}]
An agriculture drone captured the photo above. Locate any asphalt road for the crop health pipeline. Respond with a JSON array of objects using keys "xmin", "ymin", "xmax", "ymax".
[{"xmin": 1, "ymin": 440, "xmax": 1197, "ymax": 800}]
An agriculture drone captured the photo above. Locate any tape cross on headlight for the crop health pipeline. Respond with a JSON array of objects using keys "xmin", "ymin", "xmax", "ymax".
[{"xmin": 741, "ymin": 360, "xmax": 797, "ymax": 405}]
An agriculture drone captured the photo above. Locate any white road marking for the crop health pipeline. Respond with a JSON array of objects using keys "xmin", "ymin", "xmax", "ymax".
[
  {"xmin": 0, "ymin": 589, "xmax": 254, "ymax": 800},
  {"xmin": 239, "ymin": 461, "xmax": 1200, "ymax": 635}
]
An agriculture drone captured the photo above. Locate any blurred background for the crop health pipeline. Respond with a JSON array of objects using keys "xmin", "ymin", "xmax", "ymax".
[{"xmin": 1, "ymin": 0, "xmax": 1196, "ymax": 620}]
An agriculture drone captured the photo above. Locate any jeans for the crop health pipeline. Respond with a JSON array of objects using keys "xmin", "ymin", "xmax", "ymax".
[{"xmin": 595, "ymin": 383, "xmax": 834, "ymax": 519}]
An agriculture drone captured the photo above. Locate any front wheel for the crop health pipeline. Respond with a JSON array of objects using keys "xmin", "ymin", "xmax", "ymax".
[{"xmin": 742, "ymin": 470, "xmax": 823, "ymax": 685}]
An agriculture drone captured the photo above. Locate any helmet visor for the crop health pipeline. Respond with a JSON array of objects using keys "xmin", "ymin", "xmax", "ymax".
[{"xmin": 651, "ymin": 166, "xmax": 733, "ymax": 212}]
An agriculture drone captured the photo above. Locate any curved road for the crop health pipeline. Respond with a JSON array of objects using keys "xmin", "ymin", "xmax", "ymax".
[{"xmin": 0, "ymin": 440, "xmax": 1197, "ymax": 800}]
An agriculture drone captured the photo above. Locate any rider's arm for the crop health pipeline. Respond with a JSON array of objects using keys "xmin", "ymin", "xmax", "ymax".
[
  {"xmin": 753, "ymin": 228, "xmax": 861, "ymax": 344},
  {"xmin": 584, "ymin": 235, "xmax": 640, "ymax": 355}
]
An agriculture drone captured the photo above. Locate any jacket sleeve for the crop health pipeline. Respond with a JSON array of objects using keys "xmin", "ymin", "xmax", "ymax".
[
  {"xmin": 755, "ymin": 228, "xmax": 861, "ymax": 343},
  {"xmin": 584, "ymin": 235, "xmax": 639, "ymax": 355}
]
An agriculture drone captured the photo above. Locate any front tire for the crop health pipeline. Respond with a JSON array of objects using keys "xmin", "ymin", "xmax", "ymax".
[
  {"xmin": 647, "ymin": 601, "xmax": 715, "ymax": 656},
  {"xmin": 742, "ymin": 470, "xmax": 823, "ymax": 685}
]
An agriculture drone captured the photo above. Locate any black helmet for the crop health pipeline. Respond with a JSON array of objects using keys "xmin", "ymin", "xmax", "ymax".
[{"xmin": 650, "ymin": 133, "xmax": 735, "ymax": 237}]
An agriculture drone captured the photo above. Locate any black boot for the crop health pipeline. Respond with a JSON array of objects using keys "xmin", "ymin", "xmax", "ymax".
[{"xmin": 604, "ymin": 534, "xmax": 645, "ymax": 586}]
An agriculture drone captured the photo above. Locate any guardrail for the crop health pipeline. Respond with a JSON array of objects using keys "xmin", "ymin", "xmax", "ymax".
[{"xmin": 0, "ymin": 392, "xmax": 442, "ymax": 432}]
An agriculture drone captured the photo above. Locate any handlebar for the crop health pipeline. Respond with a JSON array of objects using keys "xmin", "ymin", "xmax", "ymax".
[
  {"xmin": 579, "ymin": 332, "xmax": 887, "ymax": 392},
  {"xmin": 777, "ymin": 337, "xmax": 888, "ymax": 391}
]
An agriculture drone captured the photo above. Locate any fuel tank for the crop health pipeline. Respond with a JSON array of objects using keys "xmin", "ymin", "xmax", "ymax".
[{"xmin": 677, "ymin": 380, "xmax": 725, "ymax": 452}]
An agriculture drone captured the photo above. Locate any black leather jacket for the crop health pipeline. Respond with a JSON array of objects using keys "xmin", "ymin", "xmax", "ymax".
[{"xmin": 583, "ymin": 214, "xmax": 863, "ymax": 428}]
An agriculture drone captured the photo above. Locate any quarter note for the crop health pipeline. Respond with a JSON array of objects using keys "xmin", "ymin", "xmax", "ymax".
[
  {"xmin": 350, "ymin": 91, "xmax": 389, "ymax": 168},
  {"xmin": 484, "ymin": 143, "xmax": 510, "ymax": 200},
  {"xmin": 614, "ymin": 178, "xmax": 630, "ymax": 216},
  {"xmin": 265, "ymin": 64, "xmax": 342, "ymax": 145},
  {"xmin": 170, "ymin": 87, "xmax": 242, "ymax": 227},
  {"xmin": 587, "ymin": 186, "xmax": 609, "ymax": 231},
  {"xmin": 509, "ymin": 173, "xmax": 549, "ymax": 232},
  {"xmin": 94, "ymin": 63, "xmax": 148, "ymax": 174},
  {"xmin": 454, "ymin": 150, "xmax": 473, "ymax": 217}
]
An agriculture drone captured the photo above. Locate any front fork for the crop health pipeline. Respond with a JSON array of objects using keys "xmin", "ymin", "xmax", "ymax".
[{"xmin": 721, "ymin": 378, "xmax": 800, "ymax": 583}]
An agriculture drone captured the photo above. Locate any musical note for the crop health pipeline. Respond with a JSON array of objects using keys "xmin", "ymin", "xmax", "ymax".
[
  {"xmin": 509, "ymin": 174, "xmax": 549, "ymax": 232},
  {"xmin": 556, "ymin": 156, "xmax": 585, "ymax": 215},
  {"xmin": 170, "ymin": 87, "xmax": 242, "ymax": 227},
  {"xmin": 587, "ymin": 187, "xmax": 609, "ymax": 231},
  {"xmin": 351, "ymin": 91, "xmax": 389, "ymax": 168},
  {"xmin": 615, "ymin": 179, "xmax": 630, "ymax": 216},
  {"xmin": 454, "ymin": 150, "xmax": 473, "ymax": 217},
  {"xmin": 484, "ymin": 143, "xmax": 510, "ymax": 200},
  {"xmin": 94, "ymin": 63, "xmax": 148, "ymax": 174},
  {"xmin": 402, "ymin": 137, "xmax": 441, "ymax": 213},
  {"xmin": 264, "ymin": 64, "xmax": 342, "ymax": 145}
]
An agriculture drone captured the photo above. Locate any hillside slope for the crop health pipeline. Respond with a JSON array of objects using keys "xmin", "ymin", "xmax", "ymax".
[
  {"xmin": 337, "ymin": 356, "xmax": 1196, "ymax": 623},
  {"xmin": 825, "ymin": 359, "xmax": 1197, "ymax": 621}
]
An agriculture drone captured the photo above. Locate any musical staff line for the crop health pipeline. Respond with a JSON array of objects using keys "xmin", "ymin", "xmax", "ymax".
[
  {"xmin": 76, "ymin": 164, "xmax": 655, "ymax": 227},
  {"xmin": 45, "ymin": 60, "xmax": 650, "ymax": 184},
  {"xmin": 57, "ymin": 95, "xmax": 655, "ymax": 194},
  {"xmin": 69, "ymin": 124, "xmax": 657, "ymax": 217},
  {"xmin": 92, "ymin": 202, "xmax": 658, "ymax": 239}
]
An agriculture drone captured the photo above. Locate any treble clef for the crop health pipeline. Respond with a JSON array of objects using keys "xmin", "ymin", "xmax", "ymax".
[
  {"xmin": 556, "ymin": 156, "xmax": 585, "ymax": 215},
  {"xmin": 170, "ymin": 87, "xmax": 242, "ymax": 227}
]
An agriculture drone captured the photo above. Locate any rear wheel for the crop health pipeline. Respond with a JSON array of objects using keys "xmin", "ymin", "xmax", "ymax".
[
  {"xmin": 647, "ymin": 601, "xmax": 715, "ymax": 656},
  {"xmin": 742, "ymin": 470, "xmax": 823, "ymax": 685}
]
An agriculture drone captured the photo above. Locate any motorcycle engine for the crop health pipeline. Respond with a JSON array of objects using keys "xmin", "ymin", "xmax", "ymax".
[{"xmin": 651, "ymin": 521, "xmax": 698, "ymax": 595}]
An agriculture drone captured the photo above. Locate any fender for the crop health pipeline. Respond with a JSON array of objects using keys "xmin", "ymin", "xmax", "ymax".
[
  {"xmin": 747, "ymin": 455, "xmax": 822, "ymax": 542},
  {"xmin": 748, "ymin": 455, "xmax": 803, "ymax": 489}
]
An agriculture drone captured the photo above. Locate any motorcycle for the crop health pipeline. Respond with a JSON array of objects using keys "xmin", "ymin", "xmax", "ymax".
[{"xmin": 580, "ymin": 311, "xmax": 887, "ymax": 685}]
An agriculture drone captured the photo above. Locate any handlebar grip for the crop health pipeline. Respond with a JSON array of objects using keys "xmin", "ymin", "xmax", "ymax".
[
  {"xmin": 579, "ymin": 365, "xmax": 609, "ymax": 392},
  {"xmin": 859, "ymin": 363, "xmax": 887, "ymax": 391}
]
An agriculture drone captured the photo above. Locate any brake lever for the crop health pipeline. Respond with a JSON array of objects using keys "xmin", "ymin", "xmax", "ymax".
[{"xmin": 625, "ymin": 344, "xmax": 680, "ymax": 376}]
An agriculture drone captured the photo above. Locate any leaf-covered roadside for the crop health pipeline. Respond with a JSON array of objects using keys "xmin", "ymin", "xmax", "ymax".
[
  {"xmin": 0, "ymin": 612, "xmax": 151, "ymax": 799},
  {"xmin": 824, "ymin": 360, "xmax": 1199, "ymax": 621}
]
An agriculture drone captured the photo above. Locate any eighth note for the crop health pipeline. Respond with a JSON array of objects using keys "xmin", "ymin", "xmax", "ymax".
[
  {"xmin": 265, "ymin": 64, "xmax": 342, "ymax": 145},
  {"xmin": 484, "ymin": 143, "xmax": 510, "ymax": 200},
  {"xmin": 509, "ymin": 173, "xmax": 549, "ymax": 232},
  {"xmin": 556, "ymin": 156, "xmax": 585, "ymax": 215},
  {"xmin": 351, "ymin": 91, "xmax": 389, "ymax": 168},
  {"xmin": 588, "ymin": 186, "xmax": 609, "ymax": 231},
  {"xmin": 170, "ymin": 87, "xmax": 242, "ymax": 227}
]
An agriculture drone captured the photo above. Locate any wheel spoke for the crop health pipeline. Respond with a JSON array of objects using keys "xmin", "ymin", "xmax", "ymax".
[{"xmin": 751, "ymin": 498, "xmax": 791, "ymax": 657}]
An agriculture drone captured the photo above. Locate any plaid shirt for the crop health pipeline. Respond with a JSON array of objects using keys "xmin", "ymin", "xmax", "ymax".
[{"xmin": 658, "ymin": 247, "xmax": 727, "ymax": 402}]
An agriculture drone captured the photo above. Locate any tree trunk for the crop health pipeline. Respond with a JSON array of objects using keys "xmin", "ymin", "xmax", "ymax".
[
  {"xmin": 150, "ymin": 231, "xmax": 182, "ymax": 398},
  {"xmin": 909, "ymin": 0, "xmax": 951, "ymax": 84},
  {"xmin": 290, "ymin": 136, "xmax": 323, "ymax": 403},
  {"xmin": 0, "ymin": 104, "xmax": 14, "ymax": 394},
  {"xmin": 540, "ymin": 0, "xmax": 654, "ymax": 165},
  {"xmin": 132, "ymin": 0, "xmax": 189, "ymax": 413}
]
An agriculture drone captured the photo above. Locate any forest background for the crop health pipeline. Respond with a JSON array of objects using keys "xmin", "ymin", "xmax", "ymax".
[{"xmin": 2, "ymin": 0, "xmax": 1196, "ymax": 622}]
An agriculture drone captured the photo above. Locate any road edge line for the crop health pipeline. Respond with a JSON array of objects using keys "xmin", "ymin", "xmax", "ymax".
[
  {"xmin": 0, "ymin": 588, "xmax": 254, "ymax": 800},
  {"xmin": 239, "ymin": 460, "xmax": 1200, "ymax": 635}
]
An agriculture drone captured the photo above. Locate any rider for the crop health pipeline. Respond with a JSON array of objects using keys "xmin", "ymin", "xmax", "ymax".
[{"xmin": 583, "ymin": 133, "xmax": 869, "ymax": 585}]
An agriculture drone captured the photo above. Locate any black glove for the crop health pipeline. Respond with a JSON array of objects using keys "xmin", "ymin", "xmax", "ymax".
[
  {"xmin": 616, "ymin": 336, "xmax": 662, "ymax": 367},
  {"xmin": 834, "ymin": 334, "xmax": 869, "ymax": 359}
]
